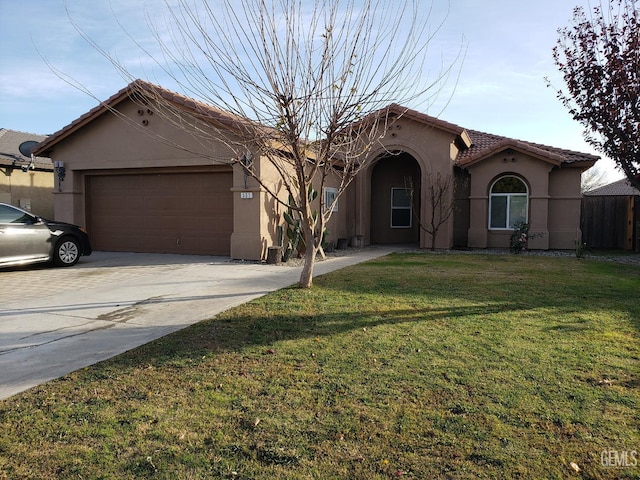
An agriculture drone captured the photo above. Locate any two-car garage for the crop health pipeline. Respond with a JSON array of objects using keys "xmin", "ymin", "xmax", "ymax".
[
  {"xmin": 85, "ymin": 169, "xmax": 233, "ymax": 256},
  {"xmin": 31, "ymin": 80, "xmax": 269, "ymax": 260}
]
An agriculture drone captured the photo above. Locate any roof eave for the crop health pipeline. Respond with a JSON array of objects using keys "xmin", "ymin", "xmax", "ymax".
[
  {"xmin": 32, "ymin": 80, "xmax": 267, "ymax": 157},
  {"xmin": 385, "ymin": 103, "xmax": 472, "ymax": 149},
  {"xmin": 32, "ymin": 87, "xmax": 134, "ymax": 157},
  {"xmin": 458, "ymin": 141, "xmax": 565, "ymax": 168},
  {"xmin": 561, "ymin": 159, "xmax": 598, "ymax": 169}
]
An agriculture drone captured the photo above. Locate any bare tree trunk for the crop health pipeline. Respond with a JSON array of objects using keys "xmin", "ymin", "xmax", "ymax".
[
  {"xmin": 299, "ymin": 250, "xmax": 316, "ymax": 289},
  {"xmin": 60, "ymin": 0, "xmax": 462, "ymax": 288},
  {"xmin": 299, "ymin": 224, "xmax": 317, "ymax": 288},
  {"xmin": 410, "ymin": 172, "xmax": 453, "ymax": 251},
  {"xmin": 430, "ymin": 211, "xmax": 441, "ymax": 250}
]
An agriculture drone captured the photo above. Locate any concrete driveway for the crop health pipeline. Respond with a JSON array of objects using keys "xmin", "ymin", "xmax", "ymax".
[{"xmin": 0, "ymin": 247, "xmax": 395, "ymax": 400}]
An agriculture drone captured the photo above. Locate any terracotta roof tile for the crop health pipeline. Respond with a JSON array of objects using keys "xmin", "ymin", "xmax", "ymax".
[
  {"xmin": 357, "ymin": 104, "xmax": 597, "ymax": 166},
  {"xmin": 33, "ymin": 80, "xmax": 264, "ymax": 156},
  {"xmin": 456, "ymin": 129, "xmax": 599, "ymax": 167},
  {"xmin": 386, "ymin": 103, "xmax": 466, "ymax": 136},
  {"xmin": 31, "ymin": 80, "xmax": 600, "ymax": 168}
]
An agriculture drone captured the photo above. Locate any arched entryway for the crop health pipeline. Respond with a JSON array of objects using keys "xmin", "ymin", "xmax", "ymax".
[{"xmin": 370, "ymin": 152, "xmax": 421, "ymax": 245}]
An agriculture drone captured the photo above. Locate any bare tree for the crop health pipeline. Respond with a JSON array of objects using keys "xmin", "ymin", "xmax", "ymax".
[
  {"xmin": 552, "ymin": 0, "xmax": 640, "ymax": 191},
  {"xmin": 65, "ymin": 0, "xmax": 461, "ymax": 288},
  {"xmin": 581, "ymin": 165, "xmax": 609, "ymax": 193},
  {"xmin": 407, "ymin": 171, "xmax": 454, "ymax": 251}
]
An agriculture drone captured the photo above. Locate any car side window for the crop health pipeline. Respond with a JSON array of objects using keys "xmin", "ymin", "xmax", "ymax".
[{"xmin": 0, "ymin": 205, "xmax": 33, "ymax": 224}]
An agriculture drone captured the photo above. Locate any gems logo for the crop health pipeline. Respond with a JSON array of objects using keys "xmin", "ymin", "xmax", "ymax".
[{"xmin": 600, "ymin": 449, "xmax": 638, "ymax": 468}]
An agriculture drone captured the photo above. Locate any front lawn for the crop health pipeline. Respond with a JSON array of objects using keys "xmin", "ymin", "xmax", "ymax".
[{"xmin": 1, "ymin": 253, "xmax": 638, "ymax": 479}]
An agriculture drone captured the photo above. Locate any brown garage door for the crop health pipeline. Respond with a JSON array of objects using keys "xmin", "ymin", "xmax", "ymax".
[{"xmin": 87, "ymin": 172, "xmax": 233, "ymax": 255}]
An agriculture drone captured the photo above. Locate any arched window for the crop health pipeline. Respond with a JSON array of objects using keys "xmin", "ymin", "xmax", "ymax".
[{"xmin": 489, "ymin": 176, "xmax": 528, "ymax": 229}]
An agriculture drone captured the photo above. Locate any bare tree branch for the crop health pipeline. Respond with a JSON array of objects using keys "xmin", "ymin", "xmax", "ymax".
[
  {"xmin": 407, "ymin": 171, "xmax": 454, "ymax": 251},
  {"xmin": 59, "ymin": 0, "xmax": 462, "ymax": 287},
  {"xmin": 581, "ymin": 165, "xmax": 610, "ymax": 193}
]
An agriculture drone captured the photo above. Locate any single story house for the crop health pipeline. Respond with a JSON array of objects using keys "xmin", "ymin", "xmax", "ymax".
[
  {"xmin": 0, "ymin": 129, "xmax": 54, "ymax": 217},
  {"xmin": 32, "ymin": 80, "xmax": 599, "ymax": 260},
  {"xmin": 582, "ymin": 177, "xmax": 639, "ymax": 251}
]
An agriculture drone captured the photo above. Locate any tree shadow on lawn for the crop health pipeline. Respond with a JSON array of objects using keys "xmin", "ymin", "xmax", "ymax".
[
  {"xmin": 99, "ymin": 295, "xmax": 623, "ymax": 374},
  {"xmin": 77, "ymin": 253, "xmax": 640, "ymax": 374},
  {"xmin": 348, "ymin": 254, "xmax": 640, "ymax": 333},
  {"xmin": 99, "ymin": 300, "xmax": 516, "ymax": 371}
]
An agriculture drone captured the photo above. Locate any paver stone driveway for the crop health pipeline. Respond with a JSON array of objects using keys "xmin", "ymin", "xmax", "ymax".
[{"xmin": 0, "ymin": 248, "xmax": 395, "ymax": 399}]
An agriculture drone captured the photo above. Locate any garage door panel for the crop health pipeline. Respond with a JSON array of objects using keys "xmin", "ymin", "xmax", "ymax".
[{"xmin": 87, "ymin": 172, "xmax": 233, "ymax": 255}]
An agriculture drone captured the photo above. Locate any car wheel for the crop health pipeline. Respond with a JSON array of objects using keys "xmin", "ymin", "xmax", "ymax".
[{"xmin": 54, "ymin": 236, "xmax": 81, "ymax": 266}]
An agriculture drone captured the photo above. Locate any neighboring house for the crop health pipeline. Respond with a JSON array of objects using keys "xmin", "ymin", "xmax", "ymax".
[
  {"xmin": 32, "ymin": 81, "xmax": 599, "ymax": 260},
  {"xmin": 582, "ymin": 177, "xmax": 640, "ymax": 251},
  {"xmin": 0, "ymin": 128, "xmax": 54, "ymax": 217}
]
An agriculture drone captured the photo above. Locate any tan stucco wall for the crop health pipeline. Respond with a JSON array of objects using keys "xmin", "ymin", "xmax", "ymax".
[
  {"xmin": 0, "ymin": 170, "xmax": 54, "ymax": 218},
  {"xmin": 231, "ymin": 152, "xmax": 289, "ymax": 260},
  {"xmin": 547, "ymin": 166, "xmax": 585, "ymax": 249},
  {"xmin": 467, "ymin": 152, "xmax": 555, "ymax": 249},
  {"xmin": 232, "ymin": 150, "xmax": 353, "ymax": 259},
  {"xmin": 46, "ymin": 99, "xmax": 240, "ymax": 227},
  {"xmin": 466, "ymin": 151, "xmax": 587, "ymax": 250},
  {"xmin": 41, "ymin": 93, "xmax": 592, "ymax": 258},
  {"xmin": 356, "ymin": 117, "xmax": 459, "ymax": 249},
  {"xmin": 453, "ymin": 167, "xmax": 471, "ymax": 247},
  {"xmin": 44, "ymin": 98, "xmax": 270, "ymax": 257},
  {"xmin": 317, "ymin": 172, "xmax": 350, "ymax": 248},
  {"xmin": 44, "ymin": 96, "xmax": 357, "ymax": 261}
]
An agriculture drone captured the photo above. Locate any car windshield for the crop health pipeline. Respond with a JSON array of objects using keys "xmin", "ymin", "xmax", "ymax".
[{"xmin": 0, "ymin": 205, "xmax": 34, "ymax": 224}]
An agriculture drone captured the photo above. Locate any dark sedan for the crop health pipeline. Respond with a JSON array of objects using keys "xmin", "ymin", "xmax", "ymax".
[{"xmin": 0, "ymin": 203, "xmax": 92, "ymax": 268}]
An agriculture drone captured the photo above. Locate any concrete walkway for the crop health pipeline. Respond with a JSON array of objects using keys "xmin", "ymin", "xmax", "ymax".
[{"xmin": 0, "ymin": 246, "xmax": 397, "ymax": 400}]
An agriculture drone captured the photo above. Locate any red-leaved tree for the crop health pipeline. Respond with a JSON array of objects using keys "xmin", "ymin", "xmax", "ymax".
[{"xmin": 552, "ymin": 0, "xmax": 639, "ymax": 191}]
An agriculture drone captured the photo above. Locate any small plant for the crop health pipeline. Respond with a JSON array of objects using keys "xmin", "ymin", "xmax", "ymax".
[
  {"xmin": 510, "ymin": 223, "xmax": 544, "ymax": 254},
  {"xmin": 575, "ymin": 241, "xmax": 588, "ymax": 259},
  {"xmin": 321, "ymin": 229, "xmax": 333, "ymax": 252},
  {"xmin": 510, "ymin": 223, "xmax": 530, "ymax": 254},
  {"xmin": 282, "ymin": 205, "xmax": 303, "ymax": 262},
  {"xmin": 282, "ymin": 185, "xmax": 318, "ymax": 261}
]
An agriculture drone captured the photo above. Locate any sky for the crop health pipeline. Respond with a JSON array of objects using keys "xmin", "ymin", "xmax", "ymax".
[{"xmin": 0, "ymin": 0, "xmax": 625, "ymax": 181}]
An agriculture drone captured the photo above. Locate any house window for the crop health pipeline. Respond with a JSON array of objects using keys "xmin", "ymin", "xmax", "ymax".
[
  {"xmin": 391, "ymin": 187, "xmax": 412, "ymax": 228},
  {"xmin": 323, "ymin": 187, "xmax": 338, "ymax": 212},
  {"xmin": 489, "ymin": 176, "xmax": 528, "ymax": 229}
]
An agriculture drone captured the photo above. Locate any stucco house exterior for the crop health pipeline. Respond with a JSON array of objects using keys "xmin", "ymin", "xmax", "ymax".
[
  {"xmin": 0, "ymin": 129, "xmax": 54, "ymax": 217},
  {"xmin": 32, "ymin": 80, "xmax": 599, "ymax": 260}
]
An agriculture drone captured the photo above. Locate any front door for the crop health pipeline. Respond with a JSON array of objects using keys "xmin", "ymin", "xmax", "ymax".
[{"xmin": 370, "ymin": 154, "xmax": 420, "ymax": 244}]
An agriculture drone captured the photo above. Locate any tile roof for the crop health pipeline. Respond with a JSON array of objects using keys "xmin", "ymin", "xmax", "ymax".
[
  {"xmin": 31, "ymin": 80, "xmax": 600, "ymax": 169},
  {"xmin": 348, "ymin": 104, "xmax": 472, "ymax": 150},
  {"xmin": 33, "ymin": 80, "xmax": 265, "ymax": 156},
  {"xmin": 365, "ymin": 104, "xmax": 598, "ymax": 167},
  {"xmin": 386, "ymin": 104, "xmax": 466, "ymax": 136},
  {"xmin": 0, "ymin": 128, "xmax": 52, "ymax": 169},
  {"xmin": 132, "ymin": 80, "xmax": 264, "ymax": 134},
  {"xmin": 584, "ymin": 177, "xmax": 640, "ymax": 196},
  {"xmin": 456, "ymin": 129, "xmax": 600, "ymax": 167}
]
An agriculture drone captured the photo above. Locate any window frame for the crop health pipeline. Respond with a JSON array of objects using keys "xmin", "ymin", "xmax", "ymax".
[
  {"xmin": 323, "ymin": 187, "xmax": 338, "ymax": 213},
  {"xmin": 488, "ymin": 176, "xmax": 529, "ymax": 230},
  {"xmin": 390, "ymin": 187, "xmax": 413, "ymax": 228}
]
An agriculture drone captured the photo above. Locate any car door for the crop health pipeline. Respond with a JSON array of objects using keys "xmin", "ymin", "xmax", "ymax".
[{"xmin": 0, "ymin": 204, "xmax": 52, "ymax": 265}]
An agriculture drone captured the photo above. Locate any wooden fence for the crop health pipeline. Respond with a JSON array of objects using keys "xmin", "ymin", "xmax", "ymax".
[{"xmin": 581, "ymin": 196, "xmax": 638, "ymax": 251}]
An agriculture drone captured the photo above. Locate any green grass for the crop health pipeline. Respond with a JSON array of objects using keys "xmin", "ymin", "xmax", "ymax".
[{"xmin": 1, "ymin": 253, "xmax": 638, "ymax": 479}]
